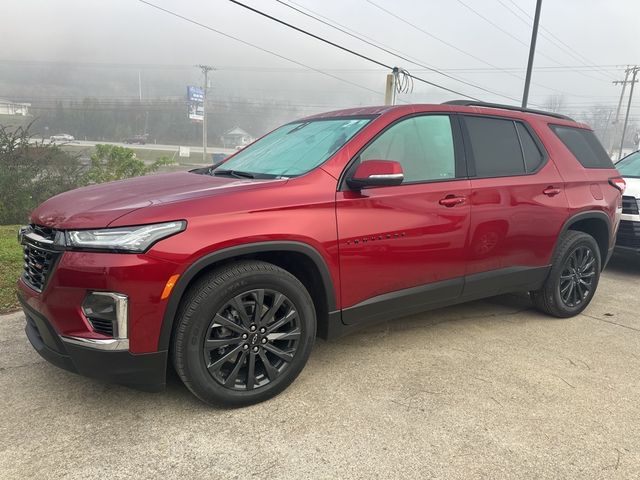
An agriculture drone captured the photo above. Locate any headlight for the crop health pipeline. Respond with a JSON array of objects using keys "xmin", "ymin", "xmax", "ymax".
[{"xmin": 65, "ymin": 221, "xmax": 186, "ymax": 253}]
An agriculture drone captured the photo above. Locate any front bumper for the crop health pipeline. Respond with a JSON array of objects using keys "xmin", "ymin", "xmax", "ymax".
[
  {"xmin": 615, "ymin": 219, "xmax": 640, "ymax": 254},
  {"xmin": 20, "ymin": 296, "xmax": 167, "ymax": 392}
]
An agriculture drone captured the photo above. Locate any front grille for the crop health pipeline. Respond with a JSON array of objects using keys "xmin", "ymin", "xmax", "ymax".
[
  {"xmin": 622, "ymin": 196, "xmax": 639, "ymax": 215},
  {"xmin": 31, "ymin": 224, "xmax": 57, "ymax": 241},
  {"xmin": 616, "ymin": 220, "xmax": 640, "ymax": 249},
  {"xmin": 22, "ymin": 225, "xmax": 61, "ymax": 292},
  {"xmin": 87, "ymin": 317, "xmax": 114, "ymax": 336}
]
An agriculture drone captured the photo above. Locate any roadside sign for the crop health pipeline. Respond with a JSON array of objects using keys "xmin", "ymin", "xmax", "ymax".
[
  {"xmin": 179, "ymin": 146, "xmax": 190, "ymax": 158},
  {"xmin": 187, "ymin": 86, "xmax": 204, "ymax": 103},
  {"xmin": 188, "ymin": 103, "xmax": 204, "ymax": 122},
  {"xmin": 187, "ymin": 85, "xmax": 204, "ymax": 122}
]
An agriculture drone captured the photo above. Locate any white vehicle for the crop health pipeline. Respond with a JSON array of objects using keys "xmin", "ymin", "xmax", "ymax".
[
  {"xmin": 49, "ymin": 133, "xmax": 75, "ymax": 143},
  {"xmin": 615, "ymin": 150, "xmax": 640, "ymax": 254}
]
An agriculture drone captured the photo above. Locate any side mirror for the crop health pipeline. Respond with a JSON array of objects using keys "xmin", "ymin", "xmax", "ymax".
[{"xmin": 347, "ymin": 160, "xmax": 404, "ymax": 189}]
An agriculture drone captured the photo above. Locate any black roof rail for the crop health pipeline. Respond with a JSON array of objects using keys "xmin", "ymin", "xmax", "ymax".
[{"xmin": 442, "ymin": 100, "xmax": 575, "ymax": 122}]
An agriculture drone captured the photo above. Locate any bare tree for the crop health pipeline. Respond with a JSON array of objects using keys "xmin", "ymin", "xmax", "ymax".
[
  {"xmin": 543, "ymin": 94, "xmax": 566, "ymax": 113},
  {"xmin": 575, "ymin": 105, "xmax": 616, "ymax": 149}
]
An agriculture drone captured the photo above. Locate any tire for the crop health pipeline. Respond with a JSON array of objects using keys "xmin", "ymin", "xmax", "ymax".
[
  {"xmin": 531, "ymin": 230, "xmax": 601, "ymax": 318},
  {"xmin": 172, "ymin": 260, "xmax": 316, "ymax": 407}
]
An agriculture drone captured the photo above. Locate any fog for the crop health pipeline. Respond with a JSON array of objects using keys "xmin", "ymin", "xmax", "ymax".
[{"xmin": 1, "ymin": 0, "xmax": 639, "ymax": 140}]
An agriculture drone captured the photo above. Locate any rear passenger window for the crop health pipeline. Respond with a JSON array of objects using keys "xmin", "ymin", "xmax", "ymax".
[
  {"xmin": 464, "ymin": 116, "xmax": 525, "ymax": 177},
  {"xmin": 516, "ymin": 123, "xmax": 544, "ymax": 172},
  {"xmin": 550, "ymin": 125, "xmax": 614, "ymax": 169}
]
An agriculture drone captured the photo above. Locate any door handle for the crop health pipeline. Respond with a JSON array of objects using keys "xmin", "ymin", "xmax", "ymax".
[
  {"xmin": 439, "ymin": 195, "xmax": 466, "ymax": 207},
  {"xmin": 543, "ymin": 186, "xmax": 561, "ymax": 197}
]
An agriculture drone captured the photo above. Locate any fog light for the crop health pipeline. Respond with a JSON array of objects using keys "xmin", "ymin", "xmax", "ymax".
[{"xmin": 82, "ymin": 292, "xmax": 128, "ymax": 339}]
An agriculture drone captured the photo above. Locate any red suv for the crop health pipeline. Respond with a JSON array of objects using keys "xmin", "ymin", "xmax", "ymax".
[{"xmin": 18, "ymin": 101, "xmax": 624, "ymax": 406}]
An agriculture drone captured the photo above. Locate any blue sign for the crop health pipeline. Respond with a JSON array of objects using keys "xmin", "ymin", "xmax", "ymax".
[{"xmin": 187, "ymin": 86, "xmax": 204, "ymax": 103}]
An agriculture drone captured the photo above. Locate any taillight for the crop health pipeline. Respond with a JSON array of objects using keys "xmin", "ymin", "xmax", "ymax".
[{"xmin": 609, "ymin": 176, "xmax": 626, "ymax": 193}]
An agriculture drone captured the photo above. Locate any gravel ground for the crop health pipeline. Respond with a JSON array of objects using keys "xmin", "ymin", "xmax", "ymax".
[{"xmin": 1, "ymin": 253, "xmax": 639, "ymax": 479}]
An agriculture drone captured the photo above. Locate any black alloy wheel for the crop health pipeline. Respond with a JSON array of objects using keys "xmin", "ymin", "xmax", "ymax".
[
  {"xmin": 172, "ymin": 260, "xmax": 316, "ymax": 407},
  {"xmin": 531, "ymin": 230, "xmax": 601, "ymax": 318},
  {"xmin": 203, "ymin": 289, "xmax": 301, "ymax": 391},
  {"xmin": 558, "ymin": 245, "xmax": 597, "ymax": 308}
]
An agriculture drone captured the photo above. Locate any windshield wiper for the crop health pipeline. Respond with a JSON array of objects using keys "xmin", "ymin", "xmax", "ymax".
[{"xmin": 212, "ymin": 169, "xmax": 255, "ymax": 179}]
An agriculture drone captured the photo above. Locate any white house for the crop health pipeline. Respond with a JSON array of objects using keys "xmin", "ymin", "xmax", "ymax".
[
  {"xmin": 221, "ymin": 127, "xmax": 254, "ymax": 148},
  {"xmin": 0, "ymin": 98, "xmax": 31, "ymax": 116}
]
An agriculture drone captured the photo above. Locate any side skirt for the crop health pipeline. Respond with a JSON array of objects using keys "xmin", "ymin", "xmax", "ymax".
[{"xmin": 323, "ymin": 265, "xmax": 550, "ymax": 340}]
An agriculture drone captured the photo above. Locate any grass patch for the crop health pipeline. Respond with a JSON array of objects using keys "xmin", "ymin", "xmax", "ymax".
[
  {"xmin": 0, "ymin": 225, "xmax": 22, "ymax": 314},
  {"xmin": 60, "ymin": 144, "xmax": 212, "ymax": 165}
]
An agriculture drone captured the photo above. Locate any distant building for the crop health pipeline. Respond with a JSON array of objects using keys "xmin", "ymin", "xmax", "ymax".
[
  {"xmin": 0, "ymin": 98, "xmax": 31, "ymax": 116},
  {"xmin": 221, "ymin": 127, "xmax": 254, "ymax": 148}
]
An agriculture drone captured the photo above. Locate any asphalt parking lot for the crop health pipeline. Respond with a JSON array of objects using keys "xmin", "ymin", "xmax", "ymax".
[{"xmin": 1, "ymin": 254, "xmax": 639, "ymax": 480}]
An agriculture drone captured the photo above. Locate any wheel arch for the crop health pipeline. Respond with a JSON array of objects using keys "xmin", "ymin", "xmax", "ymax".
[
  {"xmin": 557, "ymin": 211, "xmax": 611, "ymax": 268},
  {"xmin": 158, "ymin": 241, "xmax": 338, "ymax": 351}
]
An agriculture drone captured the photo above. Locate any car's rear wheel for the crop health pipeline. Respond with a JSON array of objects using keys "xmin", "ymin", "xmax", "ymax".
[
  {"xmin": 172, "ymin": 260, "xmax": 316, "ymax": 407},
  {"xmin": 531, "ymin": 230, "xmax": 601, "ymax": 317}
]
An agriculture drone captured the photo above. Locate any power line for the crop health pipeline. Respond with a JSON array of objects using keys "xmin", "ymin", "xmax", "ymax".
[
  {"xmin": 364, "ymin": 0, "xmax": 518, "ymax": 77},
  {"xmin": 273, "ymin": 0, "xmax": 520, "ymax": 102},
  {"xmin": 364, "ymin": 0, "xmax": 597, "ymax": 100},
  {"xmin": 136, "ymin": 0, "xmax": 384, "ymax": 100},
  {"xmin": 504, "ymin": 0, "xmax": 616, "ymax": 80},
  {"xmin": 225, "ymin": 0, "xmax": 481, "ymax": 99},
  {"xmin": 137, "ymin": 0, "xmax": 480, "ymax": 101},
  {"xmin": 0, "ymin": 58, "xmax": 626, "ymax": 73},
  {"xmin": 495, "ymin": 0, "xmax": 616, "ymax": 82},
  {"xmin": 454, "ymin": 0, "xmax": 562, "ymax": 66}
]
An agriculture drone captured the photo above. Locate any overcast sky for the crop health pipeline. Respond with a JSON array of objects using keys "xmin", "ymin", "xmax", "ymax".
[{"xmin": 1, "ymin": 0, "xmax": 639, "ymax": 116}]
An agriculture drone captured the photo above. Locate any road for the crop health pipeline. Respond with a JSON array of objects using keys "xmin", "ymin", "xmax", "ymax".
[
  {"xmin": 1, "ymin": 254, "xmax": 640, "ymax": 479},
  {"xmin": 37, "ymin": 139, "xmax": 237, "ymax": 155}
]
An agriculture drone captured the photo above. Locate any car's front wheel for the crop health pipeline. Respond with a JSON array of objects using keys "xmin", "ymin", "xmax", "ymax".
[
  {"xmin": 172, "ymin": 260, "xmax": 316, "ymax": 407},
  {"xmin": 531, "ymin": 230, "xmax": 601, "ymax": 317}
]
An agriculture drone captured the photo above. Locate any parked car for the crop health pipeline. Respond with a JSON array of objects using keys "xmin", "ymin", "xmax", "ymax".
[
  {"xmin": 614, "ymin": 150, "xmax": 640, "ymax": 254},
  {"xmin": 123, "ymin": 134, "xmax": 147, "ymax": 145},
  {"xmin": 18, "ymin": 101, "xmax": 624, "ymax": 406},
  {"xmin": 49, "ymin": 133, "xmax": 74, "ymax": 143}
]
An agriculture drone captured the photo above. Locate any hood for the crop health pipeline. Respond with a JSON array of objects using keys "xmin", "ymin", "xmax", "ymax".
[
  {"xmin": 623, "ymin": 176, "xmax": 640, "ymax": 199},
  {"xmin": 30, "ymin": 171, "xmax": 280, "ymax": 229}
]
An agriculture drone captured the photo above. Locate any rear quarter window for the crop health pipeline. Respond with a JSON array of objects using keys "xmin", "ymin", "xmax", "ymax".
[{"xmin": 550, "ymin": 125, "xmax": 614, "ymax": 169}]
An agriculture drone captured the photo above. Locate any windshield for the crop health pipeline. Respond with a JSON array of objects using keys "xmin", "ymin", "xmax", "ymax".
[
  {"xmin": 214, "ymin": 117, "xmax": 372, "ymax": 178},
  {"xmin": 617, "ymin": 151, "xmax": 640, "ymax": 178}
]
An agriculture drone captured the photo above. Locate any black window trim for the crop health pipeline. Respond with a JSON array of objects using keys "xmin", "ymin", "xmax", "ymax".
[
  {"xmin": 459, "ymin": 113, "xmax": 549, "ymax": 180},
  {"xmin": 513, "ymin": 123, "xmax": 529, "ymax": 172},
  {"xmin": 338, "ymin": 112, "xmax": 468, "ymax": 191}
]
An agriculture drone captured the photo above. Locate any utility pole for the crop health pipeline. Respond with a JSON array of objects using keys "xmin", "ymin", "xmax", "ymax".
[
  {"xmin": 138, "ymin": 71, "xmax": 149, "ymax": 136},
  {"xmin": 384, "ymin": 69, "xmax": 397, "ymax": 106},
  {"xmin": 618, "ymin": 65, "xmax": 639, "ymax": 160},
  {"xmin": 611, "ymin": 66, "xmax": 637, "ymax": 157},
  {"xmin": 612, "ymin": 67, "xmax": 631, "ymax": 125},
  {"xmin": 522, "ymin": 0, "xmax": 542, "ymax": 108},
  {"xmin": 197, "ymin": 64, "xmax": 215, "ymax": 162}
]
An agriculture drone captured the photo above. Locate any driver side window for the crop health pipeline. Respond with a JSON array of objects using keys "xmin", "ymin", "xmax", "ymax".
[{"xmin": 360, "ymin": 115, "xmax": 456, "ymax": 183}]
